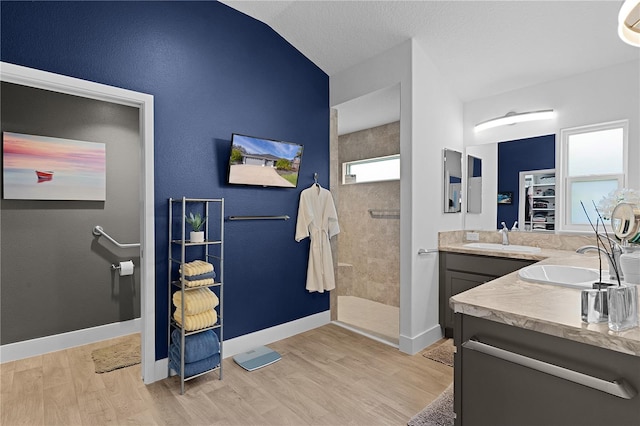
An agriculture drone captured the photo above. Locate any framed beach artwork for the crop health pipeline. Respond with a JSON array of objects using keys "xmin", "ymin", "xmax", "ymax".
[
  {"xmin": 3, "ymin": 132, "xmax": 106, "ymax": 201},
  {"xmin": 497, "ymin": 191, "xmax": 513, "ymax": 205}
]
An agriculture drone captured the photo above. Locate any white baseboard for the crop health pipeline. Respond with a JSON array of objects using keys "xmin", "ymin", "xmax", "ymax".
[
  {"xmin": 399, "ymin": 323, "xmax": 443, "ymax": 355},
  {"xmin": 152, "ymin": 358, "xmax": 169, "ymax": 383},
  {"xmin": 331, "ymin": 321, "xmax": 399, "ymax": 349},
  {"xmin": 0, "ymin": 318, "xmax": 141, "ymax": 363},
  {"xmin": 222, "ymin": 310, "xmax": 330, "ymax": 359},
  {"xmin": 149, "ymin": 310, "xmax": 331, "ymax": 383}
]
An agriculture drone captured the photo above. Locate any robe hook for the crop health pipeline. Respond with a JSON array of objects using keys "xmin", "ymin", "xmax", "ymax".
[{"xmin": 313, "ymin": 173, "xmax": 318, "ymax": 184}]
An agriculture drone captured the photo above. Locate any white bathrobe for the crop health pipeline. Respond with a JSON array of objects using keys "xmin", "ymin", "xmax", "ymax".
[{"xmin": 295, "ymin": 184, "xmax": 340, "ymax": 293}]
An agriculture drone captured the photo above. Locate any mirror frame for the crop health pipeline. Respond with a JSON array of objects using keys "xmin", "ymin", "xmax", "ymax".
[{"xmin": 611, "ymin": 202, "xmax": 640, "ymax": 243}]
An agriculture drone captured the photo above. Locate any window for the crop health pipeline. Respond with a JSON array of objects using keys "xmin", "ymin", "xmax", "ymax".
[
  {"xmin": 342, "ymin": 154, "xmax": 400, "ymax": 184},
  {"xmin": 560, "ymin": 120, "xmax": 627, "ymax": 230}
]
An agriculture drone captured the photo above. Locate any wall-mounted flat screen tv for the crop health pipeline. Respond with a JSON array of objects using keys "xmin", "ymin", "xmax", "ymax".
[{"xmin": 227, "ymin": 133, "xmax": 303, "ymax": 188}]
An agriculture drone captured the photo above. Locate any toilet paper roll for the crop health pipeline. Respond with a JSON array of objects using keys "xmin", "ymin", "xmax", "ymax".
[{"xmin": 119, "ymin": 260, "xmax": 134, "ymax": 276}]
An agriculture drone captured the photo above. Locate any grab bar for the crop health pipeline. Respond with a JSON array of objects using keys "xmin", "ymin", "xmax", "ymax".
[
  {"xmin": 92, "ymin": 225, "xmax": 140, "ymax": 249},
  {"xmin": 462, "ymin": 339, "xmax": 636, "ymax": 399},
  {"xmin": 368, "ymin": 209, "xmax": 400, "ymax": 218},
  {"xmin": 418, "ymin": 248, "xmax": 438, "ymax": 255},
  {"xmin": 227, "ymin": 215, "xmax": 290, "ymax": 221}
]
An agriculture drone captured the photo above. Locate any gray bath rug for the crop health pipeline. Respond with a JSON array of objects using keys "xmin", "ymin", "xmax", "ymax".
[
  {"xmin": 421, "ymin": 339, "xmax": 454, "ymax": 367},
  {"xmin": 408, "ymin": 383, "xmax": 454, "ymax": 426}
]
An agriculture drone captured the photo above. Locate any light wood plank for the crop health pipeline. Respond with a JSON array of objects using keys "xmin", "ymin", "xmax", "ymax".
[
  {"xmin": 0, "ymin": 364, "xmax": 15, "ymax": 396},
  {"xmin": 66, "ymin": 341, "xmax": 106, "ymax": 395},
  {"xmin": 42, "ymin": 382, "xmax": 82, "ymax": 426},
  {"xmin": 77, "ymin": 388, "xmax": 119, "ymax": 425},
  {"xmin": 0, "ymin": 324, "xmax": 452, "ymax": 425},
  {"xmin": 42, "ymin": 350, "xmax": 72, "ymax": 390},
  {"xmin": 1, "ymin": 367, "xmax": 44, "ymax": 425},
  {"xmin": 12, "ymin": 355, "xmax": 42, "ymax": 373}
]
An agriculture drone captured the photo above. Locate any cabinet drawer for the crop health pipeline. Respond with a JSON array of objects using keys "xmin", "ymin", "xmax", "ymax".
[{"xmin": 455, "ymin": 315, "xmax": 640, "ymax": 426}]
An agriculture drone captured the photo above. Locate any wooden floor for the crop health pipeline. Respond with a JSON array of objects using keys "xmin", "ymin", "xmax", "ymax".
[{"xmin": 1, "ymin": 324, "xmax": 453, "ymax": 425}]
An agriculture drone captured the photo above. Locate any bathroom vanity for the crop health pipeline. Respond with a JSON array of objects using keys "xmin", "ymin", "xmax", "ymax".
[
  {"xmin": 453, "ymin": 313, "xmax": 639, "ymax": 425},
  {"xmin": 439, "ymin": 251, "xmax": 534, "ymax": 337},
  {"xmin": 441, "ymin": 234, "xmax": 640, "ymax": 426}
]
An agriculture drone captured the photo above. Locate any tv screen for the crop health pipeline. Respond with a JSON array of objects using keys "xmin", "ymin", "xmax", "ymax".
[{"xmin": 227, "ymin": 133, "xmax": 303, "ymax": 188}]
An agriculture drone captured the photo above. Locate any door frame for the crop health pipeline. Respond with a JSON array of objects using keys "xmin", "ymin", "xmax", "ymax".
[{"xmin": 0, "ymin": 62, "xmax": 157, "ymax": 383}]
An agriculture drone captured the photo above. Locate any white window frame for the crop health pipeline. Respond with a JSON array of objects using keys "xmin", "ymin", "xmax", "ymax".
[
  {"xmin": 558, "ymin": 120, "xmax": 628, "ymax": 232},
  {"xmin": 341, "ymin": 154, "xmax": 400, "ymax": 185}
]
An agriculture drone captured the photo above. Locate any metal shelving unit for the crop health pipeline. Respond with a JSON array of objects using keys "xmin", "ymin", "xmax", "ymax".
[{"xmin": 168, "ymin": 197, "xmax": 224, "ymax": 394}]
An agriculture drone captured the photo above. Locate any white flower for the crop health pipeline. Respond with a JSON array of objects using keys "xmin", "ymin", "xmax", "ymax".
[{"xmin": 597, "ymin": 188, "xmax": 640, "ymax": 219}]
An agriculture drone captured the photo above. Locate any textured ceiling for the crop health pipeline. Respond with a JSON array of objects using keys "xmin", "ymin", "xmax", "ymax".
[{"xmin": 221, "ymin": 0, "xmax": 639, "ymax": 103}]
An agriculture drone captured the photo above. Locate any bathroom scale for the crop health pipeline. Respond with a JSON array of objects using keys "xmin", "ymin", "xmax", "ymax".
[{"xmin": 233, "ymin": 346, "xmax": 281, "ymax": 371}]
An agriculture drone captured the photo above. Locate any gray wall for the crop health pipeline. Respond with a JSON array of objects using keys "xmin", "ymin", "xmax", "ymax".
[
  {"xmin": 336, "ymin": 121, "xmax": 400, "ymax": 307},
  {"xmin": 1, "ymin": 82, "xmax": 140, "ymax": 344}
]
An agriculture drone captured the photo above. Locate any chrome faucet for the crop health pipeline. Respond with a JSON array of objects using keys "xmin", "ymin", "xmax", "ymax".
[
  {"xmin": 500, "ymin": 222, "xmax": 510, "ymax": 245},
  {"xmin": 576, "ymin": 240, "xmax": 623, "ymax": 281}
]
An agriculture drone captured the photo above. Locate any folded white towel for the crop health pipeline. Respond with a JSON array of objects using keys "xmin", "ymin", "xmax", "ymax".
[
  {"xmin": 173, "ymin": 309, "xmax": 218, "ymax": 331},
  {"xmin": 173, "ymin": 287, "xmax": 219, "ymax": 315}
]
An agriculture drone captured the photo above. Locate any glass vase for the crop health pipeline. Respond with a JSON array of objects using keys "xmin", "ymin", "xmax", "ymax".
[
  {"xmin": 607, "ymin": 284, "xmax": 639, "ymax": 332},
  {"xmin": 581, "ymin": 284, "xmax": 612, "ymax": 323}
]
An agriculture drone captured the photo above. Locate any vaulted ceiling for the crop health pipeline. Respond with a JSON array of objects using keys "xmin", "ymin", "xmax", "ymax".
[
  {"xmin": 221, "ymin": 1, "xmax": 639, "ymax": 134},
  {"xmin": 221, "ymin": 1, "xmax": 638, "ymax": 102}
]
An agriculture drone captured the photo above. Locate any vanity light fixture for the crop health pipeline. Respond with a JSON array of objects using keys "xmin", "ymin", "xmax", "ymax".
[
  {"xmin": 618, "ymin": 0, "xmax": 640, "ymax": 47},
  {"xmin": 474, "ymin": 109, "xmax": 556, "ymax": 132}
]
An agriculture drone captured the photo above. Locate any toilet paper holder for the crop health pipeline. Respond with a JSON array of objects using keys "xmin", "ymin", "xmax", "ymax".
[{"xmin": 111, "ymin": 260, "xmax": 135, "ymax": 276}]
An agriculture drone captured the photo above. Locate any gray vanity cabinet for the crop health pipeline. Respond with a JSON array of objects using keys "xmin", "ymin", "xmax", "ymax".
[
  {"xmin": 439, "ymin": 251, "xmax": 534, "ymax": 337},
  {"xmin": 454, "ymin": 314, "xmax": 640, "ymax": 425}
]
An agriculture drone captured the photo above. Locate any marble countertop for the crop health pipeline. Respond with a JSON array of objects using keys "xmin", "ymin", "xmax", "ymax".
[{"xmin": 440, "ymin": 232, "xmax": 640, "ymax": 357}]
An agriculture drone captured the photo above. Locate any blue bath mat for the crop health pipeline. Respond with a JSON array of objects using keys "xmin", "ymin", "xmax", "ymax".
[{"xmin": 233, "ymin": 346, "xmax": 281, "ymax": 371}]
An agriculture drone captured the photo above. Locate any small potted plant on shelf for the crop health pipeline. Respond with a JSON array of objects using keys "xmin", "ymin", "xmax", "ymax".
[{"xmin": 185, "ymin": 212, "xmax": 207, "ymax": 243}]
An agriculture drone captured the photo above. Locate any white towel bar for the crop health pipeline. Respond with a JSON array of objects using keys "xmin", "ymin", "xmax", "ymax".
[{"xmin": 227, "ymin": 215, "xmax": 290, "ymax": 221}]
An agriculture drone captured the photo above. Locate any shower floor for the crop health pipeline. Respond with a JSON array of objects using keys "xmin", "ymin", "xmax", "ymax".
[{"xmin": 337, "ymin": 296, "xmax": 399, "ymax": 346}]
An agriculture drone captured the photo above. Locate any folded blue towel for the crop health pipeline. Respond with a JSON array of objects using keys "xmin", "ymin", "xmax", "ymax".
[
  {"xmin": 171, "ymin": 329, "xmax": 220, "ymax": 363},
  {"xmin": 184, "ymin": 271, "xmax": 216, "ymax": 281},
  {"xmin": 169, "ymin": 345, "xmax": 220, "ymax": 377}
]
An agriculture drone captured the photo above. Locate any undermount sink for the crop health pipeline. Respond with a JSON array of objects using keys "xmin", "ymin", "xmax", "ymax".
[
  {"xmin": 517, "ymin": 264, "xmax": 604, "ymax": 289},
  {"xmin": 463, "ymin": 242, "xmax": 542, "ymax": 254}
]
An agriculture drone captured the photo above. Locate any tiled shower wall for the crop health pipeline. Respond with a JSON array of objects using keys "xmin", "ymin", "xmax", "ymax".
[{"xmin": 336, "ymin": 121, "xmax": 400, "ymax": 307}]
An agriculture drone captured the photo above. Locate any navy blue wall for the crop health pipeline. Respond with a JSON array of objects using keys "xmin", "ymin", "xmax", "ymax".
[
  {"xmin": 1, "ymin": 1, "xmax": 329, "ymax": 359},
  {"xmin": 497, "ymin": 135, "xmax": 555, "ymax": 229}
]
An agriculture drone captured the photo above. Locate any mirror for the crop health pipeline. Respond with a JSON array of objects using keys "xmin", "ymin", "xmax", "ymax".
[
  {"xmin": 443, "ymin": 148, "xmax": 462, "ymax": 213},
  {"xmin": 611, "ymin": 202, "xmax": 640, "ymax": 243},
  {"xmin": 464, "ymin": 135, "xmax": 555, "ymax": 230},
  {"xmin": 467, "ymin": 155, "xmax": 482, "ymax": 214}
]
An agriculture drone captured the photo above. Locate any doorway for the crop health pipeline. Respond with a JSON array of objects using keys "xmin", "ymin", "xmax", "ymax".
[
  {"xmin": 331, "ymin": 85, "xmax": 401, "ymax": 346},
  {"xmin": 0, "ymin": 63, "xmax": 156, "ymax": 384}
]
